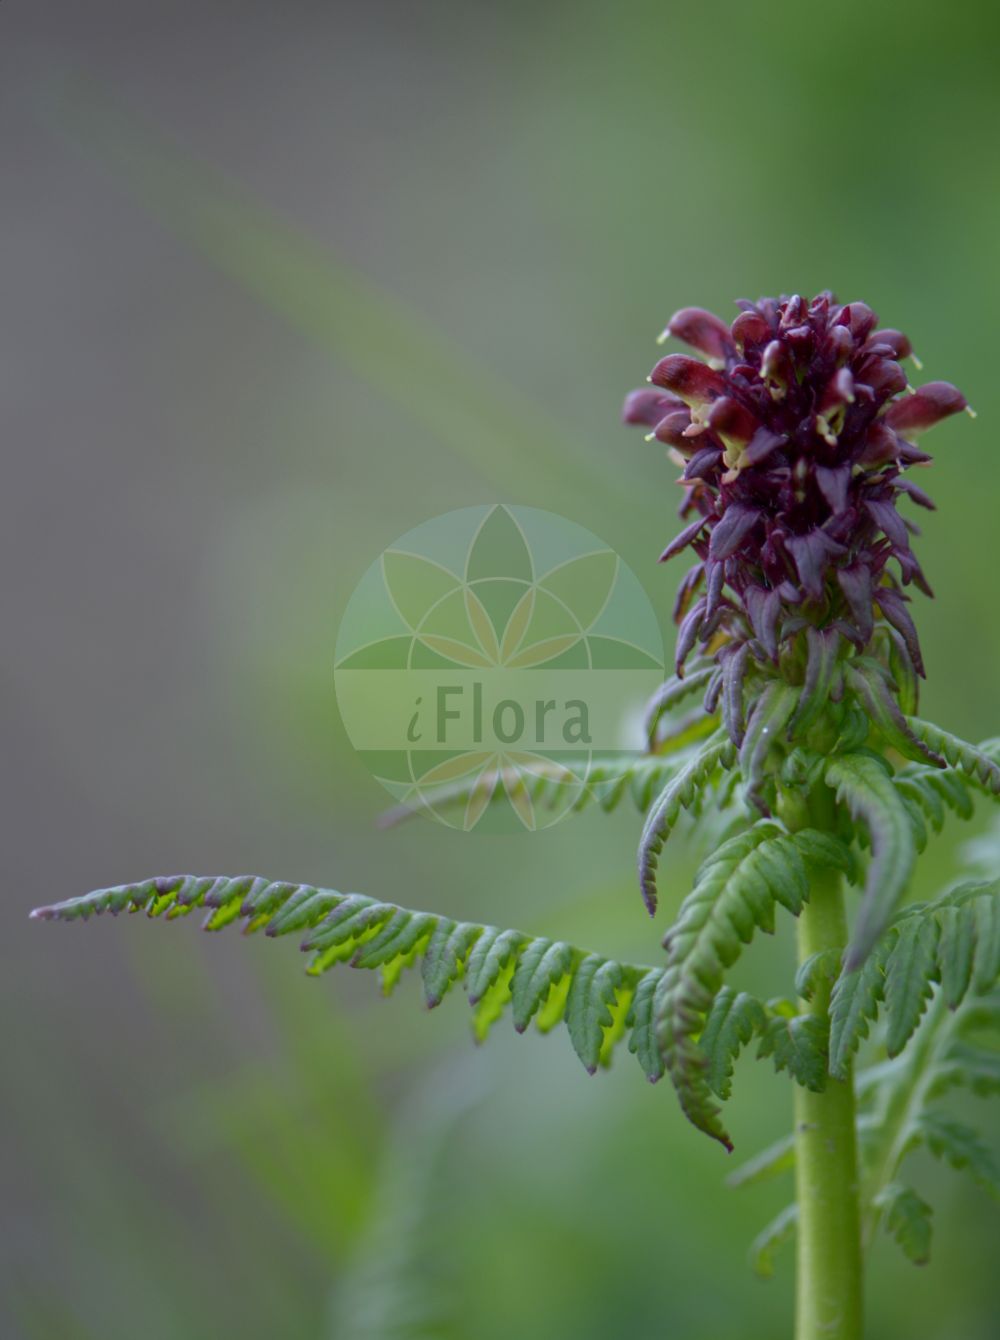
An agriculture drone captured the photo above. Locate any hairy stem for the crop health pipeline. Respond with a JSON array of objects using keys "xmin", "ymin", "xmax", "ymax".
[{"xmin": 794, "ymin": 862, "xmax": 863, "ymax": 1340}]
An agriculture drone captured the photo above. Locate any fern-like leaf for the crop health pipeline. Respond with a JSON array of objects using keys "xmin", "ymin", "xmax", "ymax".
[
  {"xmin": 883, "ymin": 914, "xmax": 940, "ymax": 1056},
  {"xmin": 971, "ymin": 890, "xmax": 1000, "ymax": 992},
  {"xmin": 379, "ymin": 751, "xmax": 694, "ymax": 830},
  {"xmin": 935, "ymin": 903, "xmax": 975, "ymax": 1009},
  {"xmin": 750, "ymin": 1204, "xmax": 797, "ymax": 1279},
  {"xmin": 644, "ymin": 665, "xmax": 716, "ymax": 748},
  {"xmin": 31, "ymin": 876, "xmax": 665, "ymax": 1082},
  {"xmin": 829, "ymin": 880, "xmax": 1000, "ymax": 1078},
  {"xmin": 789, "ymin": 625, "xmax": 840, "ymax": 734},
  {"xmin": 853, "ymin": 929, "xmax": 1000, "ymax": 1267},
  {"xmin": 895, "ymin": 764, "xmax": 975, "ymax": 833},
  {"xmin": 509, "ymin": 938, "xmax": 573, "ymax": 1033},
  {"xmin": 876, "ymin": 1184, "xmax": 933, "ymax": 1265},
  {"xmin": 626, "ymin": 969, "xmax": 666, "ymax": 1083},
  {"xmin": 739, "ymin": 680, "xmax": 799, "ymax": 813},
  {"xmin": 844, "ymin": 662, "xmax": 945, "ymax": 768},
  {"xmin": 637, "ymin": 730, "xmax": 736, "ymax": 915},
  {"xmin": 757, "ymin": 1012, "xmax": 828, "ymax": 1091},
  {"xmin": 828, "ymin": 943, "xmax": 890, "ymax": 1079},
  {"xmin": 698, "ymin": 986, "xmax": 767, "ymax": 1100},
  {"xmin": 903, "ymin": 719, "xmax": 1000, "ymax": 796},
  {"xmin": 566, "ymin": 954, "xmax": 625, "ymax": 1075},
  {"xmin": 932, "ymin": 1041, "xmax": 1000, "ymax": 1098},
  {"xmin": 917, "ymin": 1113, "xmax": 1000, "ymax": 1197},
  {"xmin": 795, "ymin": 948, "xmax": 841, "ymax": 1002},
  {"xmin": 825, "ymin": 753, "xmax": 916, "ymax": 971},
  {"xmin": 911, "ymin": 882, "xmax": 1000, "ymax": 1009},
  {"xmin": 655, "ymin": 823, "xmax": 847, "ymax": 1149}
]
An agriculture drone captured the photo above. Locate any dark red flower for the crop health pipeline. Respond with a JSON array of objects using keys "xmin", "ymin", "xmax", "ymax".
[{"xmin": 623, "ymin": 293, "xmax": 970, "ymax": 738}]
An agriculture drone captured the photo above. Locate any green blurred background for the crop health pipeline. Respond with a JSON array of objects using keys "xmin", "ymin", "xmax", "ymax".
[{"xmin": 3, "ymin": 2, "xmax": 1000, "ymax": 1336}]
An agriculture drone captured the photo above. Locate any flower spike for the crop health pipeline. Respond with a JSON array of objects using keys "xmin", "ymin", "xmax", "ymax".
[{"xmin": 623, "ymin": 293, "xmax": 969, "ymax": 749}]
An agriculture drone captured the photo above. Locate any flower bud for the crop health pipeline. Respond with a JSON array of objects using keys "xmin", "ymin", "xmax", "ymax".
[
  {"xmin": 731, "ymin": 310, "xmax": 771, "ymax": 353},
  {"xmin": 650, "ymin": 355, "xmax": 728, "ymax": 405},
  {"xmin": 844, "ymin": 302, "xmax": 877, "ymax": 341},
  {"xmin": 662, "ymin": 307, "xmax": 734, "ymax": 361},
  {"xmin": 760, "ymin": 339, "xmax": 792, "ymax": 400},
  {"xmin": 707, "ymin": 396, "xmax": 760, "ymax": 473},
  {"xmin": 653, "ymin": 410, "xmax": 696, "ymax": 448},
  {"xmin": 622, "ymin": 388, "xmax": 684, "ymax": 426}
]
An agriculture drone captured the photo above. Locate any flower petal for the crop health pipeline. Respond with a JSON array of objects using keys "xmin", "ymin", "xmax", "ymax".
[
  {"xmin": 885, "ymin": 381, "xmax": 967, "ymax": 433},
  {"xmin": 707, "ymin": 396, "xmax": 759, "ymax": 450},
  {"xmin": 650, "ymin": 354, "xmax": 727, "ymax": 405},
  {"xmin": 867, "ymin": 328, "xmax": 912, "ymax": 360},
  {"xmin": 731, "ymin": 310, "xmax": 772, "ymax": 352},
  {"xmin": 653, "ymin": 410, "xmax": 695, "ymax": 447},
  {"xmin": 622, "ymin": 388, "xmax": 684, "ymax": 426},
  {"xmin": 664, "ymin": 307, "xmax": 734, "ymax": 360}
]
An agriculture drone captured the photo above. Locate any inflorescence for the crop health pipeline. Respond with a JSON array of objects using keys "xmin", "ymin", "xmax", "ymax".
[{"xmin": 624, "ymin": 293, "xmax": 969, "ymax": 754}]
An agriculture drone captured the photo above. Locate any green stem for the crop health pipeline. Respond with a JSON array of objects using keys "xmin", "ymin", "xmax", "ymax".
[{"xmin": 794, "ymin": 863, "xmax": 864, "ymax": 1340}]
